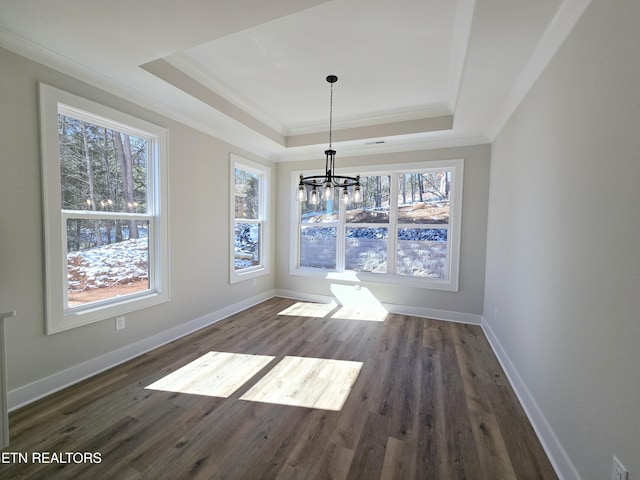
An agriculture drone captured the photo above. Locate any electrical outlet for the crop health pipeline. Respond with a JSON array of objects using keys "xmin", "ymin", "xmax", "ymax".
[
  {"xmin": 115, "ymin": 316, "xmax": 126, "ymax": 331},
  {"xmin": 612, "ymin": 455, "xmax": 628, "ymax": 480}
]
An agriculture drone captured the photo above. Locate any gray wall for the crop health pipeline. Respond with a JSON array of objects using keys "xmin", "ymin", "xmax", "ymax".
[
  {"xmin": 276, "ymin": 145, "xmax": 490, "ymax": 320},
  {"xmin": 0, "ymin": 48, "xmax": 275, "ymax": 402},
  {"xmin": 483, "ymin": 0, "xmax": 640, "ymax": 478}
]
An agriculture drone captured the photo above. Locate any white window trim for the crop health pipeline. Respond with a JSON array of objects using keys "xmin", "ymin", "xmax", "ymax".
[
  {"xmin": 229, "ymin": 154, "xmax": 271, "ymax": 284},
  {"xmin": 290, "ymin": 159, "xmax": 463, "ymax": 291},
  {"xmin": 39, "ymin": 83, "xmax": 170, "ymax": 334}
]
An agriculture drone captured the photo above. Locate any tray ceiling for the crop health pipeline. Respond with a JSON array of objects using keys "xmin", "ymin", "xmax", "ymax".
[{"xmin": 0, "ymin": 0, "xmax": 590, "ymax": 160}]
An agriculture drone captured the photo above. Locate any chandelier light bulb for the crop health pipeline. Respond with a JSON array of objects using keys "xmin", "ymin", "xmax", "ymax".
[
  {"xmin": 353, "ymin": 184, "xmax": 362, "ymax": 203},
  {"xmin": 323, "ymin": 181, "xmax": 333, "ymax": 201},
  {"xmin": 342, "ymin": 187, "xmax": 350, "ymax": 204},
  {"xmin": 309, "ymin": 187, "xmax": 320, "ymax": 205},
  {"xmin": 297, "ymin": 184, "xmax": 307, "ymax": 201}
]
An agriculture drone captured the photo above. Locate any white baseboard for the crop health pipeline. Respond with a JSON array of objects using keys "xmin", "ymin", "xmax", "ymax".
[
  {"xmin": 481, "ymin": 316, "xmax": 581, "ymax": 480},
  {"xmin": 8, "ymin": 290, "xmax": 276, "ymax": 411},
  {"xmin": 274, "ymin": 289, "xmax": 482, "ymax": 325},
  {"xmin": 384, "ymin": 303, "xmax": 481, "ymax": 325}
]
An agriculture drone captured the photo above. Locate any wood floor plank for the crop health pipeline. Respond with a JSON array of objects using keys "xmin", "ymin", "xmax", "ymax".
[
  {"xmin": 345, "ymin": 412, "xmax": 389, "ymax": 480},
  {"xmin": 468, "ymin": 409, "xmax": 518, "ymax": 480},
  {"xmin": 416, "ymin": 346, "xmax": 446, "ymax": 479},
  {"xmin": 0, "ymin": 297, "xmax": 557, "ymax": 480},
  {"xmin": 273, "ymin": 409, "xmax": 339, "ymax": 479},
  {"xmin": 327, "ymin": 361, "xmax": 375, "ymax": 451},
  {"xmin": 380, "ymin": 436, "xmax": 416, "ymax": 480}
]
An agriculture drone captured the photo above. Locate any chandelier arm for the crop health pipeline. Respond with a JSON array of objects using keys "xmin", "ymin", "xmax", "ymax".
[
  {"xmin": 299, "ymin": 175, "xmax": 332, "ymax": 186},
  {"xmin": 325, "ymin": 151, "xmax": 331, "ymax": 181},
  {"xmin": 331, "ymin": 175, "xmax": 360, "ymax": 186}
]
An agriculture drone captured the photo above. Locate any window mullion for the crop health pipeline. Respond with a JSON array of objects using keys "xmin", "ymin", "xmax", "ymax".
[
  {"xmin": 337, "ymin": 199, "xmax": 346, "ymax": 271},
  {"xmin": 61, "ymin": 216, "xmax": 70, "ymax": 309},
  {"xmin": 62, "ymin": 210, "xmax": 151, "ymax": 221},
  {"xmin": 388, "ymin": 171, "xmax": 399, "ymax": 276}
]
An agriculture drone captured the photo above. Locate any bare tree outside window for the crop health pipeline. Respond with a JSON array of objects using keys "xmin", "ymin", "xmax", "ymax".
[{"xmin": 59, "ymin": 114, "xmax": 150, "ymax": 306}]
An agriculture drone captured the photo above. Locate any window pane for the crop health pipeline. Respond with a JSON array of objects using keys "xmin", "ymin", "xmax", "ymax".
[
  {"xmin": 345, "ymin": 227, "xmax": 387, "ymax": 273},
  {"xmin": 235, "ymin": 168, "xmax": 260, "ymax": 220},
  {"xmin": 301, "ymin": 193, "xmax": 339, "ymax": 224},
  {"xmin": 346, "ymin": 175, "xmax": 390, "ymax": 223},
  {"xmin": 58, "ymin": 115, "xmax": 148, "ymax": 213},
  {"xmin": 300, "ymin": 226, "xmax": 337, "ymax": 269},
  {"xmin": 396, "ymin": 228, "xmax": 448, "ymax": 279},
  {"xmin": 66, "ymin": 218, "xmax": 150, "ymax": 307},
  {"xmin": 397, "ymin": 172, "xmax": 450, "ymax": 224},
  {"xmin": 234, "ymin": 222, "xmax": 261, "ymax": 270}
]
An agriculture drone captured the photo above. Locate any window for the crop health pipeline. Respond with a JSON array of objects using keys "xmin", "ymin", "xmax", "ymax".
[
  {"xmin": 291, "ymin": 159, "xmax": 463, "ymax": 290},
  {"xmin": 40, "ymin": 84, "xmax": 169, "ymax": 333},
  {"xmin": 230, "ymin": 155, "xmax": 270, "ymax": 283}
]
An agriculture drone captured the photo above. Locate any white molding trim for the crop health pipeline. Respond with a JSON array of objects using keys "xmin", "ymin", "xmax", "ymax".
[
  {"xmin": 386, "ymin": 303, "xmax": 481, "ymax": 325},
  {"xmin": 0, "ymin": 311, "xmax": 16, "ymax": 448},
  {"xmin": 275, "ymin": 289, "xmax": 482, "ymax": 325},
  {"xmin": 481, "ymin": 316, "xmax": 582, "ymax": 480},
  {"xmin": 8, "ymin": 290, "xmax": 276, "ymax": 411}
]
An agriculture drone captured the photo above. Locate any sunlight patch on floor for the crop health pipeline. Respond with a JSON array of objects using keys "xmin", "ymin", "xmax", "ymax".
[
  {"xmin": 278, "ymin": 301, "xmax": 338, "ymax": 318},
  {"xmin": 239, "ymin": 356, "xmax": 363, "ymax": 411},
  {"xmin": 330, "ymin": 284, "xmax": 388, "ymax": 322},
  {"xmin": 278, "ymin": 286, "xmax": 388, "ymax": 322},
  {"xmin": 145, "ymin": 351, "xmax": 275, "ymax": 398},
  {"xmin": 278, "ymin": 302, "xmax": 387, "ymax": 322},
  {"xmin": 330, "ymin": 306, "xmax": 388, "ymax": 322}
]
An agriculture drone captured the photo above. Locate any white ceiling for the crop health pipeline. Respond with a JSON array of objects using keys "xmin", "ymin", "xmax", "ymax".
[{"xmin": 0, "ymin": 0, "xmax": 590, "ymax": 161}]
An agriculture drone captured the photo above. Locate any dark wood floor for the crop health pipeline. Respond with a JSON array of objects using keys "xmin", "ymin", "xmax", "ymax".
[{"xmin": 0, "ymin": 297, "xmax": 557, "ymax": 479}]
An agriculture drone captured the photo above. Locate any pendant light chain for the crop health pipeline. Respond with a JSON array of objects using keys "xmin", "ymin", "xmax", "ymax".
[{"xmin": 328, "ymin": 79, "xmax": 333, "ymax": 148}]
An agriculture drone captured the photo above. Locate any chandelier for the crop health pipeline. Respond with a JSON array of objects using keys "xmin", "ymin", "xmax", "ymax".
[{"xmin": 297, "ymin": 75, "xmax": 361, "ymax": 205}]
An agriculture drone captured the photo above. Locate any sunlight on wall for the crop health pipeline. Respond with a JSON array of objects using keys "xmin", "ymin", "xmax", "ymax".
[{"xmin": 240, "ymin": 356, "xmax": 363, "ymax": 411}]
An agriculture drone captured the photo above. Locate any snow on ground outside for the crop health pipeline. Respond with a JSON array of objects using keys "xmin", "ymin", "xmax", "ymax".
[
  {"xmin": 67, "ymin": 237, "xmax": 148, "ymax": 292},
  {"xmin": 68, "ymin": 203, "xmax": 450, "ymax": 291}
]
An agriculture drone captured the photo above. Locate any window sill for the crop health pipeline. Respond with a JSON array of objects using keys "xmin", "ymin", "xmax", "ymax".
[
  {"xmin": 290, "ymin": 267, "xmax": 458, "ymax": 292},
  {"xmin": 230, "ymin": 266, "xmax": 270, "ymax": 284},
  {"xmin": 48, "ymin": 290, "xmax": 169, "ymax": 335}
]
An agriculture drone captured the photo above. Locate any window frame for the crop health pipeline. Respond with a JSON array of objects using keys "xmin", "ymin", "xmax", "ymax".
[
  {"xmin": 39, "ymin": 83, "xmax": 169, "ymax": 334},
  {"xmin": 229, "ymin": 154, "xmax": 271, "ymax": 284},
  {"xmin": 290, "ymin": 159, "xmax": 463, "ymax": 291}
]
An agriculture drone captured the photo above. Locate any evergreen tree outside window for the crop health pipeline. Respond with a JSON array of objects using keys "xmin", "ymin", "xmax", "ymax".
[{"xmin": 40, "ymin": 84, "xmax": 169, "ymax": 333}]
